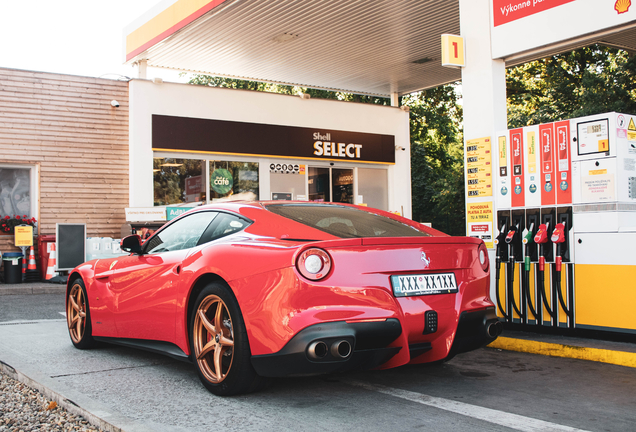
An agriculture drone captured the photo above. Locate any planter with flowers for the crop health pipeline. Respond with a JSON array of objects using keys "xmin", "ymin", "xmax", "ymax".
[{"xmin": 1, "ymin": 215, "xmax": 37, "ymax": 235}]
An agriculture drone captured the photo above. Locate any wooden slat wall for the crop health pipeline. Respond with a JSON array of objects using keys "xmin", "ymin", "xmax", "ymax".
[{"xmin": 0, "ymin": 68, "xmax": 129, "ymax": 249}]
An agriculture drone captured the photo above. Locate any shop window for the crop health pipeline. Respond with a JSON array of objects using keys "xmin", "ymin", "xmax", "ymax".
[
  {"xmin": 308, "ymin": 167, "xmax": 330, "ymax": 202},
  {"xmin": 0, "ymin": 165, "xmax": 38, "ymax": 232},
  {"xmin": 358, "ymin": 168, "xmax": 388, "ymax": 210},
  {"xmin": 332, "ymin": 168, "xmax": 353, "ymax": 204},
  {"xmin": 153, "ymin": 158, "xmax": 205, "ymax": 205},
  {"xmin": 209, "ymin": 161, "xmax": 259, "ymax": 200}
]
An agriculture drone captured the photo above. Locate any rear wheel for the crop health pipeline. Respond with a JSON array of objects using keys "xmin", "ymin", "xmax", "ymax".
[
  {"xmin": 190, "ymin": 282, "xmax": 263, "ymax": 396},
  {"xmin": 66, "ymin": 279, "xmax": 96, "ymax": 349}
]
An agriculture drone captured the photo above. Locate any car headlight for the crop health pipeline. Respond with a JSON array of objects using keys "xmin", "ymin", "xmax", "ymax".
[{"xmin": 297, "ymin": 248, "xmax": 332, "ymax": 281}]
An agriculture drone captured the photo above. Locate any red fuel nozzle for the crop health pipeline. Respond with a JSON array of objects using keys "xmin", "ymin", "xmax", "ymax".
[
  {"xmin": 534, "ymin": 223, "xmax": 549, "ymax": 244},
  {"xmin": 505, "ymin": 229, "xmax": 516, "ymax": 244},
  {"xmin": 551, "ymin": 222, "xmax": 566, "ymax": 244}
]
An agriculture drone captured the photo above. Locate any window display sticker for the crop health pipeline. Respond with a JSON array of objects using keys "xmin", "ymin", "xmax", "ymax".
[
  {"xmin": 581, "ymin": 173, "xmax": 615, "ymax": 202},
  {"xmin": 466, "ymin": 137, "xmax": 493, "ymax": 198},
  {"xmin": 466, "ymin": 201, "xmax": 493, "ymax": 249},
  {"xmin": 577, "ymin": 119, "xmax": 609, "ymax": 155}
]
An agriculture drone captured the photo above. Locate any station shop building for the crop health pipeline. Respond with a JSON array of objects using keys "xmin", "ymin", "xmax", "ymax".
[{"xmin": 0, "ymin": 66, "xmax": 411, "ymax": 254}]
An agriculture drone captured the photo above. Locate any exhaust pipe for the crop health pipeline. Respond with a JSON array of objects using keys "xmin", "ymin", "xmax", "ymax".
[
  {"xmin": 486, "ymin": 321, "xmax": 503, "ymax": 338},
  {"xmin": 307, "ymin": 341, "xmax": 328, "ymax": 359},
  {"xmin": 330, "ymin": 340, "xmax": 352, "ymax": 359}
]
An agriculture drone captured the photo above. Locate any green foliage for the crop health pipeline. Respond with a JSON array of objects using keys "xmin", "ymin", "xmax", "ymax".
[
  {"xmin": 185, "ymin": 73, "xmax": 466, "ymax": 235},
  {"xmin": 507, "ymin": 44, "xmax": 636, "ymax": 127},
  {"xmin": 403, "ymin": 85, "xmax": 465, "ymax": 235}
]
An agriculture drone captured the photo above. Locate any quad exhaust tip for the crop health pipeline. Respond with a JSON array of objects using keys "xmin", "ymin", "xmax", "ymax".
[
  {"xmin": 331, "ymin": 340, "xmax": 352, "ymax": 359},
  {"xmin": 487, "ymin": 321, "xmax": 503, "ymax": 338},
  {"xmin": 307, "ymin": 341, "xmax": 329, "ymax": 359},
  {"xmin": 307, "ymin": 340, "xmax": 352, "ymax": 360}
]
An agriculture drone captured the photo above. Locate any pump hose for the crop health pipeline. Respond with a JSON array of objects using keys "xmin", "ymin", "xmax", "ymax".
[
  {"xmin": 537, "ymin": 268, "xmax": 554, "ymax": 317},
  {"xmin": 495, "ymin": 258, "xmax": 510, "ymax": 320},
  {"xmin": 555, "ymin": 270, "xmax": 572, "ymax": 316},
  {"xmin": 508, "ymin": 258, "xmax": 524, "ymax": 319},
  {"xmin": 523, "ymin": 264, "xmax": 540, "ymax": 320}
]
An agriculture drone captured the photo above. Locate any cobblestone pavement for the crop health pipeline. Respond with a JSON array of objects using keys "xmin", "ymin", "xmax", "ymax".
[{"xmin": 0, "ymin": 372, "xmax": 100, "ymax": 432}]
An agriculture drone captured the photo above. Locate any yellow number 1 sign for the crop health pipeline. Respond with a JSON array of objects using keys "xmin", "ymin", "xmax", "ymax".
[{"xmin": 441, "ymin": 34, "xmax": 465, "ymax": 68}]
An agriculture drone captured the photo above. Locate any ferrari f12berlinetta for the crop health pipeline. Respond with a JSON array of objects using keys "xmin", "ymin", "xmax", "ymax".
[{"xmin": 66, "ymin": 202, "xmax": 501, "ymax": 395}]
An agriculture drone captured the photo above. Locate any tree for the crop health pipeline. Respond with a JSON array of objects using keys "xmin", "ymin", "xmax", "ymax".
[
  {"xmin": 507, "ymin": 44, "xmax": 636, "ymax": 127},
  {"xmin": 403, "ymin": 85, "xmax": 465, "ymax": 235}
]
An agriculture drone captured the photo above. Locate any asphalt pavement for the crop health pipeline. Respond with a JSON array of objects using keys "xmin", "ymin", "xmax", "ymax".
[{"xmin": 1, "ymin": 285, "xmax": 636, "ymax": 431}]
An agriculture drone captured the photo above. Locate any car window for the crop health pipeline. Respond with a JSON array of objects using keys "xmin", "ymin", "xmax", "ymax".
[
  {"xmin": 197, "ymin": 212, "xmax": 251, "ymax": 245},
  {"xmin": 144, "ymin": 211, "xmax": 219, "ymax": 254},
  {"xmin": 266, "ymin": 204, "xmax": 431, "ymax": 238}
]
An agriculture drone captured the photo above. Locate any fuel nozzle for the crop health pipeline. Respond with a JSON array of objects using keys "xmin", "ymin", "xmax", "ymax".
[
  {"xmin": 522, "ymin": 223, "xmax": 534, "ymax": 271},
  {"xmin": 494, "ymin": 223, "xmax": 507, "ymax": 260},
  {"xmin": 551, "ymin": 222, "xmax": 567, "ymax": 271},
  {"xmin": 534, "ymin": 223, "xmax": 549, "ymax": 271},
  {"xmin": 505, "ymin": 226, "xmax": 517, "ymax": 244},
  {"xmin": 534, "ymin": 223, "xmax": 549, "ymax": 244}
]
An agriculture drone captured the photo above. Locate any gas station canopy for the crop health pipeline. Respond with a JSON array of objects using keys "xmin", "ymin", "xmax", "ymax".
[
  {"xmin": 125, "ymin": 0, "xmax": 636, "ymax": 97},
  {"xmin": 124, "ymin": 0, "xmax": 462, "ymax": 97}
]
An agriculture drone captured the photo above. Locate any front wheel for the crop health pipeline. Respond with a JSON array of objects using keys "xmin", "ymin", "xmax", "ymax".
[
  {"xmin": 66, "ymin": 279, "xmax": 96, "ymax": 349},
  {"xmin": 190, "ymin": 282, "xmax": 263, "ymax": 396}
]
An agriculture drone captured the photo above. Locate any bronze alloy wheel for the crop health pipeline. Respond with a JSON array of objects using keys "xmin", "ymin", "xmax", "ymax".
[
  {"xmin": 193, "ymin": 294, "xmax": 235, "ymax": 384},
  {"xmin": 67, "ymin": 282, "xmax": 87, "ymax": 343}
]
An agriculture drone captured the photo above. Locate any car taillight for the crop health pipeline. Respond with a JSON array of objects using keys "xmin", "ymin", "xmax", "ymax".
[
  {"xmin": 478, "ymin": 242, "xmax": 489, "ymax": 272},
  {"xmin": 297, "ymin": 248, "xmax": 332, "ymax": 281}
]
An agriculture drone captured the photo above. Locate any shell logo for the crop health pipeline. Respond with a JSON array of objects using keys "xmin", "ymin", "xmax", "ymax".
[{"xmin": 615, "ymin": 0, "xmax": 631, "ymax": 14}]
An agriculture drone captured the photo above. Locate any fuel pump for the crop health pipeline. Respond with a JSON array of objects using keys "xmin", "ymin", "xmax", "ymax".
[
  {"xmin": 552, "ymin": 218, "xmax": 574, "ymax": 325},
  {"xmin": 494, "ymin": 222, "xmax": 509, "ymax": 320},
  {"xmin": 504, "ymin": 222, "xmax": 525, "ymax": 322},
  {"xmin": 534, "ymin": 222, "xmax": 555, "ymax": 326},
  {"xmin": 521, "ymin": 223, "xmax": 541, "ymax": 323}
]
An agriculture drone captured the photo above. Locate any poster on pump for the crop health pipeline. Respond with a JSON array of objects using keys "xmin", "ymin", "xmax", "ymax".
[
  {"xmin": 509, "ymin": 128, "xmax": 525, "ymax": 207},
  {"xmin": 554, "ymin": 120, "xmax": 573, "ymax": 204},
  {"xmin": 539, "ymin": 122, "xmax": 556, "ymax": 205},
  {"xmin": 495, "ymin": 132, "xmax": 512, "ymax": 209},
  {"xmin": 523, "ymin": 125, "xmax": 541, "ymax": 207}
]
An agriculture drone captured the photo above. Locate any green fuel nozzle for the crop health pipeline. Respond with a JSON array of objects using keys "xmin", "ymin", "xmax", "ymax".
[{"xmin": 522, "ymin": 223, "xmax": 534, "ymax": 271}]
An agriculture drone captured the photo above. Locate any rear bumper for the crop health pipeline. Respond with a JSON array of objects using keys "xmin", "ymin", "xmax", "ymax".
[
  {"xmin": 251, "ymin": 319, "xmax": 402, "ymax": 377},
  {"xmin": 448, "ymin": 306, "xmax": 501, "ymax": 358}
]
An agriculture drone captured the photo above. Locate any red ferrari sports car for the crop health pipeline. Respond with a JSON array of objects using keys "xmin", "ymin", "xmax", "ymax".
[{"xmin": 66, "ymin": 201, "xmax": 501, "ymax": 395}]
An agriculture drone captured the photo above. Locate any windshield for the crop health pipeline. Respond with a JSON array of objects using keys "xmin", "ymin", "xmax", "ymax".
[{"xmin": 266, "ymin": 204, "xmax": 431, "ymax": 238}]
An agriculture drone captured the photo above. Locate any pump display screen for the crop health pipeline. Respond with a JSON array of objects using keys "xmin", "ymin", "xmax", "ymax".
[{"xmin": 577, "ymin": 119, "xmax": 609, "ymax": 156}]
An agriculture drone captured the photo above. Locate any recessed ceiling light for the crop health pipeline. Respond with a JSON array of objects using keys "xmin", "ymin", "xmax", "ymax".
[
  {"xmin": 160, "ymin": 163, "xmax": 184, "ymax": 167},
  {"xmin": 273, "ymin": 32, "xmax": 299, "ymax": 43}
]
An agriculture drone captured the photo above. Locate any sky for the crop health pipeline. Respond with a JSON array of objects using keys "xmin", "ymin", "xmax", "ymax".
[{"xmin": 0, "ymin": 0, "xmax": 188, "ymax": 82}]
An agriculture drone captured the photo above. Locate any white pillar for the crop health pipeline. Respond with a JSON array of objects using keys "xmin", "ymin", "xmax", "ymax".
[
  {"xmin": 459, "ymin": 0, "xmax": 507, "ymax": 139},
  {"xmin": 390, "ymin": 92, "xmax": 400, "ymax": 107},
  {"xmin": 459, "ymin": 0, "xmax": 507, "ymax": 301},
  {"xmin": 136, "ymin": 59, "xmax": 148, "ymax": 79}
]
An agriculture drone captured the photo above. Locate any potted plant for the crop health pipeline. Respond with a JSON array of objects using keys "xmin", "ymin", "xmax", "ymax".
[{"xmin": 1, "ymin": 215, "xmax": 37, "ymax": 234}]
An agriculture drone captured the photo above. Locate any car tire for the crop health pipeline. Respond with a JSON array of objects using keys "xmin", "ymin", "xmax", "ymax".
[
  {"xmin": 190, "ymin": 281, "xmax": 263, "ymax": 396},
  {"xmin": 66, "ymin": 278, "xmax": 96, "ymax": 349}
]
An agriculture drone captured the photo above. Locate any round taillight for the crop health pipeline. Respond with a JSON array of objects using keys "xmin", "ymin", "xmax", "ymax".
[
  {"xmin": 297, "ymin": 248, "xmax": 332, "ymax": 281},
  {"xmin": 478, "ymin": 243, "xmax": 489, "ymax": 272}
]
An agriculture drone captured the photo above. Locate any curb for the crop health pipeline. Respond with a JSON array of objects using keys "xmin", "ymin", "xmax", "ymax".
[
  {"xmin": 0, "ymin": 284, "xmax": 66, "ymax": 295},
  {"xmin": 489, "ymin": 337, "xmax": 636, "ymax": 368},
  {"xmin": 0, "ymin": 360, "xmax": 123, "ymax": 432}
]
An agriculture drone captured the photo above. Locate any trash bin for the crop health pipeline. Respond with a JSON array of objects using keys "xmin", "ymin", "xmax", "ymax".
[
  {"xmin": 3, "ymin": 252, "xmax": 24, "ymax": 284},
  {"xmin": 37, "ymin": 235, "xmax": 56, "ymax": 280}
]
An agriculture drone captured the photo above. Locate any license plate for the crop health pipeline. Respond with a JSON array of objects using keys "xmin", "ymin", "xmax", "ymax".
[{"xmin": 390, "ymin": 273, "xmax": 458, "ymax": 297}]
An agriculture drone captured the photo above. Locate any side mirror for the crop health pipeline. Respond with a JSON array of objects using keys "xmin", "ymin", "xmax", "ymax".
[{"xmin": 121, "ymin": 235, "xmax": 143, "ymax": 254}]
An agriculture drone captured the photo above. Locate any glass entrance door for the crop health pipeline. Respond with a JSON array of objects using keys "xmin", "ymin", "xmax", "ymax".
[{"xmin": 308, "ymin": 167, "xmax": 353, "ymax": 203}]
